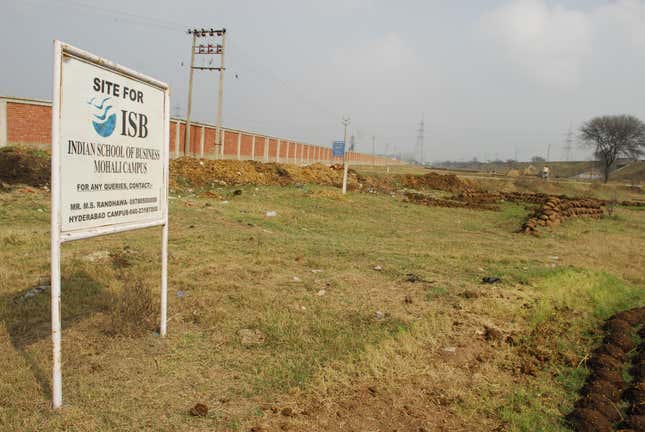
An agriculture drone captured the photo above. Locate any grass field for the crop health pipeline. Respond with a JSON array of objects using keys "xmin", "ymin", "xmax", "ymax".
[{"xmin": 0, "ymin": 176, "xmax": 644, "ymax": 431}]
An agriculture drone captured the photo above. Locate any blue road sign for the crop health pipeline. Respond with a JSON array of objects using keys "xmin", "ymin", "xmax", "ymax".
[{"xmin": 332, "ymin": 140, "xmax": 345, "ymax": 157}]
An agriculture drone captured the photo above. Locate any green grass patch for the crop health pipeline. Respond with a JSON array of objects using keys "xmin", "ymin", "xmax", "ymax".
[
  {"xmin": 497, "ymin": 268, "xmax": 644, "ymax": 431},
  {"xmin": 425, "ymin": 286, "xmax": 448, "ymax": 301}
]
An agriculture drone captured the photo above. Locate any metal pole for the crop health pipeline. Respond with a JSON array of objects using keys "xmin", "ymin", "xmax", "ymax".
[
  {"xmin": 160, "ymin": 222, "xmax": 168, "ymax": 337},
  {"xmin": 160, "ymin": 84, "xmax": 170, "ymax": 338},
  {"xmin": 185, "ymin": 32, "xmax": 197, "ymax": 156},
  {"xmin": 216, "ymin": 29, "xmax": 227, "ymax": 159},
  {"xmin": 51, "ymin": 40, "xmax": 63, "ymax": 409},
  {"xmin": 342, "ymin": 116, "xmax": 350, "ymax": 194}
]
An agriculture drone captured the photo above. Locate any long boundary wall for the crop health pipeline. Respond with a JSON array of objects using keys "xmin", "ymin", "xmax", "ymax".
[{"xmin": 0, "ymin": 96, "xmax": 402, "ymax": 166}]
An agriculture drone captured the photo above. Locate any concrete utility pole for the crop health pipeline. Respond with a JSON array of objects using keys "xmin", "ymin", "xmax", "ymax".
[
  {"xmin": 216, "ymin": 29, "xmax": 226, "ymax": 159},
  {"xmin": 342, "ymin": 116, "xmax": 350, "ymax": 194},
  {"xmin": 185, "ymin": 28, "xmax": 226, "ymax": 159},
  {"xmin": 372, "ymin": 135, "xmax": 376, "ymax": 167},
  {"xmin": 185, "ymin": 31, "xmax": 197, "ymax": 156}
]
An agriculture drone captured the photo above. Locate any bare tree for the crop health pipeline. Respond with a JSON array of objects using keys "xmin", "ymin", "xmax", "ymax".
[{"xmin": 579, "ymin": 115, "xmax": 645, "ymax": 183}]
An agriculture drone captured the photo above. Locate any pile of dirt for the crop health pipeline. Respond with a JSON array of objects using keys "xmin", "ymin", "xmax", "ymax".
[
  {"xmin": 523, "ymin": 165, "xmax": 539, "ymax": 176},
  {"xmin": 619, "ymin": 200, "xmax": 645, "ymax": 207},
  {"xmin": 521, "ymin": 197, "xmax": 604, "ymax": 234},
  {"xmin": 170, "ymin": 158, "xmax": 362, "ymax": 190},
  {"xmin": 568, "ymin": 307, "xmax": 645, "ymax": 431},
  {"xmin": 399, "ymin": 172, "xmax": 471, "ymax": 193},
  {"xmin": 500, "ymin": 191, "xmax": 550, "ymax": 204},
  {"xmin": 0, "ymin": 147, "xmax": 50, "ymax": 187},
  {"xmin": 455, "ymin": 190, "xmax": 501, "ymax": 205},
  {"xmin": 623, "ymin": 324, "xmax": 645, "ymax": 431},
  {"xmin": 403, "ymin": 191, "xmax": 498, "ymax": 210}
]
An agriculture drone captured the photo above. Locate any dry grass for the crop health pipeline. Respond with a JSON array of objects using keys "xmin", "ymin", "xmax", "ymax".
[{"xmin": 0, "ymin": 176, "xmax": 643, "ymax": 431}]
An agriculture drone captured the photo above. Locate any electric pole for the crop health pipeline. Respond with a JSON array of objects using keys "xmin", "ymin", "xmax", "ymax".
[
  {"xmin": 415, "ymin": 117, "xmax": 425, "ymax": 165},
  {"xmin": 216, "ymin": 29, "xmax": 227, "ymax": 159},
  {"xmin": 342, "ymin": 116, "xmax": 350, "ymax": 194},
  {"xmin": 185, "ymin": 28, "xmax": 226, "ymax": 158},
  {"xmin": 185, "ymin": 30, "xmax": 197, "ymax": 156},
  {"xmin": 372, "ymin": 135, "xmax": 376, "ymax": 167}
]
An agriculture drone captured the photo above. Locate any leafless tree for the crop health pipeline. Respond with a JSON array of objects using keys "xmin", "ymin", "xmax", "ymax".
[{"xmin": 579, "ymin": 115, "xmax": 645, "ymax": 183}]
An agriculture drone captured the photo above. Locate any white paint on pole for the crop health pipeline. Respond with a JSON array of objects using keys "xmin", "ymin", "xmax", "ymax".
[
  {"xmin": 51, "ymin": 40, "xmax": 169, "ymax": 409},
  {"xmin": 50, "ymin": 41, "xmax": 63, "ymax": 410}
]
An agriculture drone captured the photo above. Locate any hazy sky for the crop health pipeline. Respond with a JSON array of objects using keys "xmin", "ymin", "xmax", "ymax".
[{"xmin": 2, "ymin": 0, "xmax": 645, "ymax": 162}]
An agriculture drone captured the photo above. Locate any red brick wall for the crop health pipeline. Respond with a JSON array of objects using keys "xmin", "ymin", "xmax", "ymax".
[
  {"xmin": 254, "ymin": 137, "xmax": 265, "ymax": 159},
  {"xmin": 278, "ymin": 140, "xmax": 287, "ymax": 159},
  {"xmin": 268, "ymin": 139, "xmax": 277, "ymax": 159},
  {"xmin": 3, "ymin": 99, "xmax": 403, "ymax": 165},
  {"xmin": 170, "ymin": 121, "xmax": 177, "ymax": 152},
  {"xmin": 7, "ymin": 103, "xmax": 51, "ymax": 145},
  {"xmin": 223, "ymin": 130, "xmax": 237, "ymax": 156},
  {"xmin": 240, "ymin": 134, "xmax": 253, "ymax": 157},
  {"xmin": 204, "ymin": 127, "xmax": 217, "ymax": 155}
]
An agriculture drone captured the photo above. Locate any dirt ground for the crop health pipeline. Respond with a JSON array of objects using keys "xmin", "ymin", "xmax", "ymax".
[{"xmin": 0, "ymin": 148, "xmax": 644, "ymax": 431}]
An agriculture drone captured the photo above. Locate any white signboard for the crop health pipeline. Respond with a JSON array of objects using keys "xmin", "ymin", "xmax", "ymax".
[
  {"xmin": 58, "ymin": 50, "xmax": 166, "ymax": 235},
  {"xmin": 51, "ymin": 41, "xmax": 169, "ymax": 409}
]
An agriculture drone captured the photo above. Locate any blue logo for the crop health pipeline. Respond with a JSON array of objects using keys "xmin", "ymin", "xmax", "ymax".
[{"xmin": 88, "ymin": 96, "xmax": 116, "ymax": 137}]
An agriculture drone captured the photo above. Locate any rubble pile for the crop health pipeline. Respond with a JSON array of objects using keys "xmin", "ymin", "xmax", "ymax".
[{"xmin": 521, "ymin": 197, "xmax": 604, "ymax": 234}]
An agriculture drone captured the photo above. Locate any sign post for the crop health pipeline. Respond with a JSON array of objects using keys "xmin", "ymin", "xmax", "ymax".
[
  {"xmin": 333, "ymin": 140, "xmax": 347, "ymax": 194},
  {"xmin": 51, "ymin": 41, "xmax": 170, "ymax": 409}
]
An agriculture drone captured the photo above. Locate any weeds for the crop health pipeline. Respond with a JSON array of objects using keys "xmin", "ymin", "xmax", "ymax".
[{"xmin": 107, "ymin": 276, "xmax": 157, "ymax": 337}]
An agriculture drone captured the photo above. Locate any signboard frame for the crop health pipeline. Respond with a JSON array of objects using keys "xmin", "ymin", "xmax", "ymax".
[{"xmin": 51, "ymin": 40, "xmax": 170, "ymax": 409}]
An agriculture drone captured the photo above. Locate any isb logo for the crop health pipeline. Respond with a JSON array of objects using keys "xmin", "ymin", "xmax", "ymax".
[
  {"xmin": 87, "ymin": 95, "xmax": 149, "ymax": 139},
  {"xmin": 88, "ymin": 97, "xmax": 116, "ymax": 137}
]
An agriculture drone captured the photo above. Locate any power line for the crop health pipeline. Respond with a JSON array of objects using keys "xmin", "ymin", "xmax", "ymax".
[{"xmin": 19, "ymin": 0, "xmax": 383, "ymax": 149}]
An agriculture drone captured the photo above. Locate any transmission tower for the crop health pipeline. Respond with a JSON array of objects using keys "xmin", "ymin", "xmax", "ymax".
[
  {"xmin": 564, "ymin": 126, "xmax": 574, "ymax": 161},
  {"xmin": 415, "ymin": 117, "xmax": 425, "ymax": 164}
]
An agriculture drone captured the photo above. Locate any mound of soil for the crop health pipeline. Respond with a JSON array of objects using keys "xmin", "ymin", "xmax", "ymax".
[
  {"xmin": 568, "ymin": 307, "xmax": 645, "ymax": 431},
  {"xmin": 403, "ymin": 191, "xmax": 498, "ymax": 211},
  {"xmin": 568, "ymin": 407, "xmax": 613, "ymax": 432},
  {"xmin": 520, "ymin": 196, "xmax": 605, "ymax": 234},
  {"xmin": 574, "ymin": 393, "xmax": 622, "ymax": 423},
  {"xmin": 170, "ymin": 158, "xmax": 360, "ymax": 190},
  {"xmin": 0, "ymin": 147, "xmax": 50, "ymax": 187},
  {"xmin": 399, "ymin": 172, "xmax": 471, "ymax": 192},
  {"xmin": 501, "ymin": 191, "xmax": 550, "ymax": 204}
]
